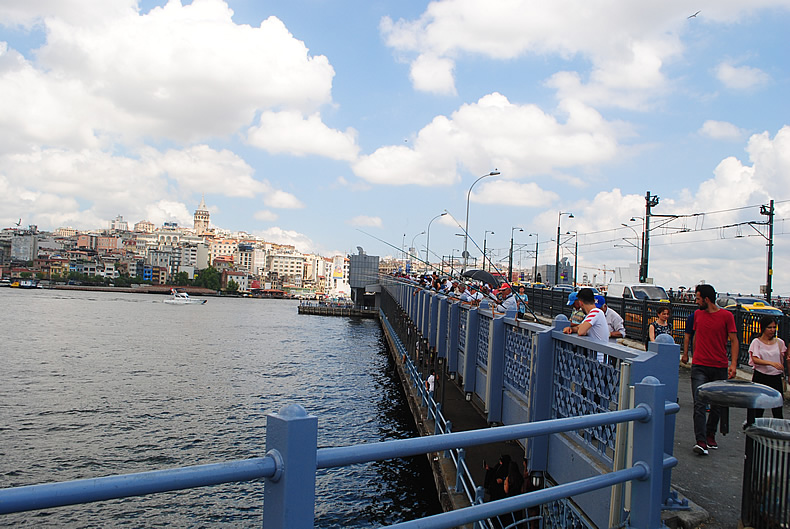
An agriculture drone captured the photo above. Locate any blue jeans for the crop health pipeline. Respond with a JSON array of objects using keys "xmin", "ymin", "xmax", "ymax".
[{"xmin": 690, "ymin": 365, "xmax": 728, "ymax": 443}]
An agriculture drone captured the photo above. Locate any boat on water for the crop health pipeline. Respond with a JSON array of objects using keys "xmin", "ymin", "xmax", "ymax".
[
  {"xmin": 10, "ymin": 278, "xmax": 38, "ymax": 289},
  {"xmin": 163, "ymin": 288, "xmax": 207, "ymax": 305}
]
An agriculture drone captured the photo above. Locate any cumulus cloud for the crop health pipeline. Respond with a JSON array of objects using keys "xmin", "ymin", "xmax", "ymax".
[
  {"xmin": 348, "ymin": 215, "xmax": 383, "ymax": 227},
  {"xmin": 699, "ymin": 120, "xmax": 745, "ymax": 141},
  {"xmin": 155, "ymin": 145, "xmax": 266, "ymax": 197},
  {"xmin": 715, "ymin": 62, "xmax": 771, "ymax": 91},
  {"xmin": 256, "ymin": 227, "xmax": 315, "ymax": 253},
  {"xmin": 0, "ymin": 0, "xmax": 335, "ymax": 147},
  {"xmin": 409, "ymin": 54, "xmax": 456, "ymax": 96},
  {"xmin": 353, "ymin": 92, "xmax": 619, "ymax": 186},
  {"xmin": 0, "ymin": 143, "xmax": 303, "ymax": 230},
  {"xmin": 247, "ymin": 111, "xmax": 359, "ymax": 161},
  {"xmin": 472, "ymin": 180, "xmax": 559, "ymax": 207},
  {"xmin": 254, "ymin": 210, "xmax": 278, "ymax": 222},
  {"xmin": 381, "ymin": 1, "xmax": 686, "ymax": 107},
  {"xmin": 264, "ymin": 189, "xmax": 305, "ymax": 209}
]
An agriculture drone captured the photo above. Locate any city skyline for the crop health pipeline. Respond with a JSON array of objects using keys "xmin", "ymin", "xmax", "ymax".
[{"xmin": 1, "ymin": 1, "xmax": 790, "ymax": 294}]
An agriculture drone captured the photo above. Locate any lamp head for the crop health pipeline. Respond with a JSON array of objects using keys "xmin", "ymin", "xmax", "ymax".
[
  {"xmin": 568, "ymin": 213, "xmax": 574, "ymax": 219},
  {"xmin": 490, "ymin": 170, "xmax": 501, "ymax": 176}
]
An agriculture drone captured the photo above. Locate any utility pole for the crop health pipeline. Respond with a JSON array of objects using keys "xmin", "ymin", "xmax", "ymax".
[
  {"xmin": 761, "ymin": 200, "xmax": 774, "ymax": 303},
  {"xmin": 640, "ymin": 191, "xmax": 660, "ymax": 283}
]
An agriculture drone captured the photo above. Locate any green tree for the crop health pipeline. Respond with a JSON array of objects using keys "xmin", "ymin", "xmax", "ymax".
[
  {"xmin": 226, "ymin": 279, "xmax": 239, "ymax": 294},
  {"xmin": 173, "ymin": 271, "xmax": 190, "ymax": 286},
  {"xmin": 194, "ymin": 266, "xmax": 221, "ymax": 291},
  {"xmin": 19, "ymin": 272, "xmax": 32, "ymax": 279}
]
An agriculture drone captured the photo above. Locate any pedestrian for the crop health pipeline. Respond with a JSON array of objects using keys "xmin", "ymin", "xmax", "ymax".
[
  {"xmin": 648, "ymin": 306, "xmax": 672, "ymax": 342},
  {"xmin": 681, "ymin": 284, "xmax": 738, "ymax": 456},
  {"xmin": 425, "ymin": 369, "xmax": 435, "ymax": 401},
  {"xmin": 562, "ymin": 288, "xmax": 608, "ymax": 343},
  {"xmin": 745, "ymin": 315, "xmax": 788, "ymax": 426}
]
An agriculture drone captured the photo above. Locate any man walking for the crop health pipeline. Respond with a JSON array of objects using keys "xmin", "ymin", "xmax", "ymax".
[{"xmin": 681, "ymin": 284, "xmax": 738, "ymax": 455}]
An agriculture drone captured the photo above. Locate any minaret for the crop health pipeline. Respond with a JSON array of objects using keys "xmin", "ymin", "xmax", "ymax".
[{"xmin": 194, "ymin": 195, "xmax": 210, "ymax": 233}]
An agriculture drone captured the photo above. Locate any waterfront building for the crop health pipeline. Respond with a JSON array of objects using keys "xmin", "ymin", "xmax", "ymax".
[
  {"xmin": 267, "ymin": 253, "xmax": 305, "ymax": 287},
  {"xmin": 11, "ymin": 230, "xmax": 39, "ymax": 262},
  {"xmin": 222, "ymin": 270, "xmax": 247, "ymax": 291}
]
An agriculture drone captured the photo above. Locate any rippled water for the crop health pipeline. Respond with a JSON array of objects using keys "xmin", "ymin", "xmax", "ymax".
[{"xmin": 0, "ymin": 288, "xmax": 440, "ymax": 527}]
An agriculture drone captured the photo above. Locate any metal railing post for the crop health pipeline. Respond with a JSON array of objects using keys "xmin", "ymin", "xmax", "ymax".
[
  {"xmin": 263, "ymin": 404, "xmax": 318, "ymax": 529},
  {"xmin": 455, "ymin": 449, "xmax": 466, "ymax": 492},
  {"xmin": 629, "ymin": 376, "xmax": 667, "ymax": 529}
]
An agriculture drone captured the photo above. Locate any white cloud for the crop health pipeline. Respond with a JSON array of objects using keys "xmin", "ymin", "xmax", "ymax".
[
  {"xmin": 0, "ymin": 0, "xmax": 335, "ymax": 146},
  {"xmin": 409, "ymin": 54, "xmax": 456, "ymax": 96},
  {"xmin": 247, "ymin": 111, "xmax": 359, "ymax": 161},
  {"xmin": 353, "ymin": 92, "xmax": 619, "ymax": 186},
  {"xmin": 155, "ymin": 145, "xmax": 266, "ymax": 197},
  {"xmin": 256, "ymin": 227, "xmax": 315, "ymax": 253},
  {"xmin": 472, "ymin": 180, "xmax": 559, "ymax": 207},
  {"xmin": 0, "ymin": 143, "xmax": 303, "ymax": 230},
  {"xmin": 144, "ymin": 200, "xmax": 193, "ymax": 227},
  {"xmin": 264, "ymin": 189, "xmax": 305, "ymax": 209},
  {"xmin": 699, "ymin": 120, "xmax": 745, "ymax": 141},
  {"xmin": 254, "ymin": 210, "xmax": 278, "ymax": 222},
  {"xmin": 715, "ymin": 62, "xmax": 771, "ymax": 91},
  {"xmin": 381, "ymin": 1, "xmax": 686, "ymax": 107},
  {"xmin": 348, "ymin": 215, "xmax": 383, "ymax": 227}
]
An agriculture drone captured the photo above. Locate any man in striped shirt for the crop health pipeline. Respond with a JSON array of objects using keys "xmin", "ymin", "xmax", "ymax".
[{"xmin": 562, "ymin": 288, "xmax": 609, "ymax": 343}]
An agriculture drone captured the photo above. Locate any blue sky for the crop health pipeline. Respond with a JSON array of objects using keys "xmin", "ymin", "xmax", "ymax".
[{"xmin": 2, "ymin": 0, "xmax": 790, "ymax": 295}]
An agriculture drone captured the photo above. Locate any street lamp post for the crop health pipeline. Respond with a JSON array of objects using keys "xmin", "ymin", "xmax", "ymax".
[
  {"xmin": 409, "ymin": 231, "xmax": 425, "ymax": 274},
  {"xmin": 483, "ymin": 230, "xmax": 494, "ymax": 271},
  {"xmin": 566, "ymin": 230, "xmax": 578, "ymax": 288},
  {"xmin": 528, "ymin": 233, "xmax": 538, "ymax": 282},
  {"xmin": 425, "ymin": 212, "xmax": 448, "ymax": 274},
  {"xmin": 555, "ymin": 212, "xmax": 573, "ymax": 285},
  {"xmin": 621, "ymin": 222, "xmax": 641, "ymax": 264},
  {"xmin": 508, "ymin": 227, "xmax": 523, "ymax": 283},
  {"xmin": 463, "ymin": 170, "xmax": 500, "ymax": 273}
]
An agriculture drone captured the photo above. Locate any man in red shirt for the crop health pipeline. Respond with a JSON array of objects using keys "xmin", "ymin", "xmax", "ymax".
[{"xmin": 681, "ymin": 284, "xmax": 738, "ymax": 455}]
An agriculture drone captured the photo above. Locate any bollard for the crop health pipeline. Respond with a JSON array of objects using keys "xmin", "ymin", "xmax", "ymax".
[{"xmin": 263, "ymin": 404, "xmax": 318, "ymax": 529}]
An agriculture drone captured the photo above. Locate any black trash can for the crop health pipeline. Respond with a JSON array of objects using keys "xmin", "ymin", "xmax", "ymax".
[{"xmin": 743, "ymin": 418, "xmax": 790, "ymax": 529}]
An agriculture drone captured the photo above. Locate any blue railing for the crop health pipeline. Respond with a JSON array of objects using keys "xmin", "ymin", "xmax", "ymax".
[
  {"xmin": 0, "ymin": 378, "xmax": 677, "ymax": 529},
  {"xmin": 380, "ymin": 277, "xmax": 683, "ymax": 527}
]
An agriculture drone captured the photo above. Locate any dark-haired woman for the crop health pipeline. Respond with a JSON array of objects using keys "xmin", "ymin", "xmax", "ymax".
[
  {"xmin": 648, "ymin": 306, "xmax": 672, "ymax": 342},
  {"xmin": 746, "ymin": 315, "xmax": 788, "ymax": 426}
]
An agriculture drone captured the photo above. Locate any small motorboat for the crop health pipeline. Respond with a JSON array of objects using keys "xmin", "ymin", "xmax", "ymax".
[{"xmin": 163, "ymin": 288, "xmax": 207, "ymax": 305}]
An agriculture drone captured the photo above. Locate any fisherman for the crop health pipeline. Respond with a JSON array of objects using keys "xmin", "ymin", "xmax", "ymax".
[{"xmin": 493, "ymin": 283, "xmax": 519, "ymax": 314}]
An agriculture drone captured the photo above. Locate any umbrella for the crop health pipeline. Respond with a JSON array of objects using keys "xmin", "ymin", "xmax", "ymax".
[{"xmin": 461, "ymin": 269, "xmax": 500, "ymax": 288}]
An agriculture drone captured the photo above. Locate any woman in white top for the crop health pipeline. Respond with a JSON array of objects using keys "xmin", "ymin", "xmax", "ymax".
[{"xmin": 746, "ymin": 315, "xmax": 789, "ymax": 426}]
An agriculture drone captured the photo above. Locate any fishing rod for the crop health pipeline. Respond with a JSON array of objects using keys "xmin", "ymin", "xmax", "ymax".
[
  {"xmin": 355, "ymin": 228, "xmax": 465, "ymax": 280},
  {"xmin": 449, "ymin": 218, "xmax": 541, "ymax": 322}
]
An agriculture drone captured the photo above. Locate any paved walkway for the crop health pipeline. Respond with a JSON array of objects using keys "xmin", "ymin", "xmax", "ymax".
[{"xmin": 430, "ymin": 364, "xmax": 789, "ymax": 529}]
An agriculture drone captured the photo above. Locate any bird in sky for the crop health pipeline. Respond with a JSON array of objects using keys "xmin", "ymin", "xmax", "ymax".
[{"xmin": 688, "ymin": 10, "xmax": 701, "ymax": 18}]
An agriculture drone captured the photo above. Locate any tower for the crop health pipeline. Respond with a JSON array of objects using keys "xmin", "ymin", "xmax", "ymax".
[{"xmin": 194, "ymin": 195, "xmax": 210, "ymax": 234}]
